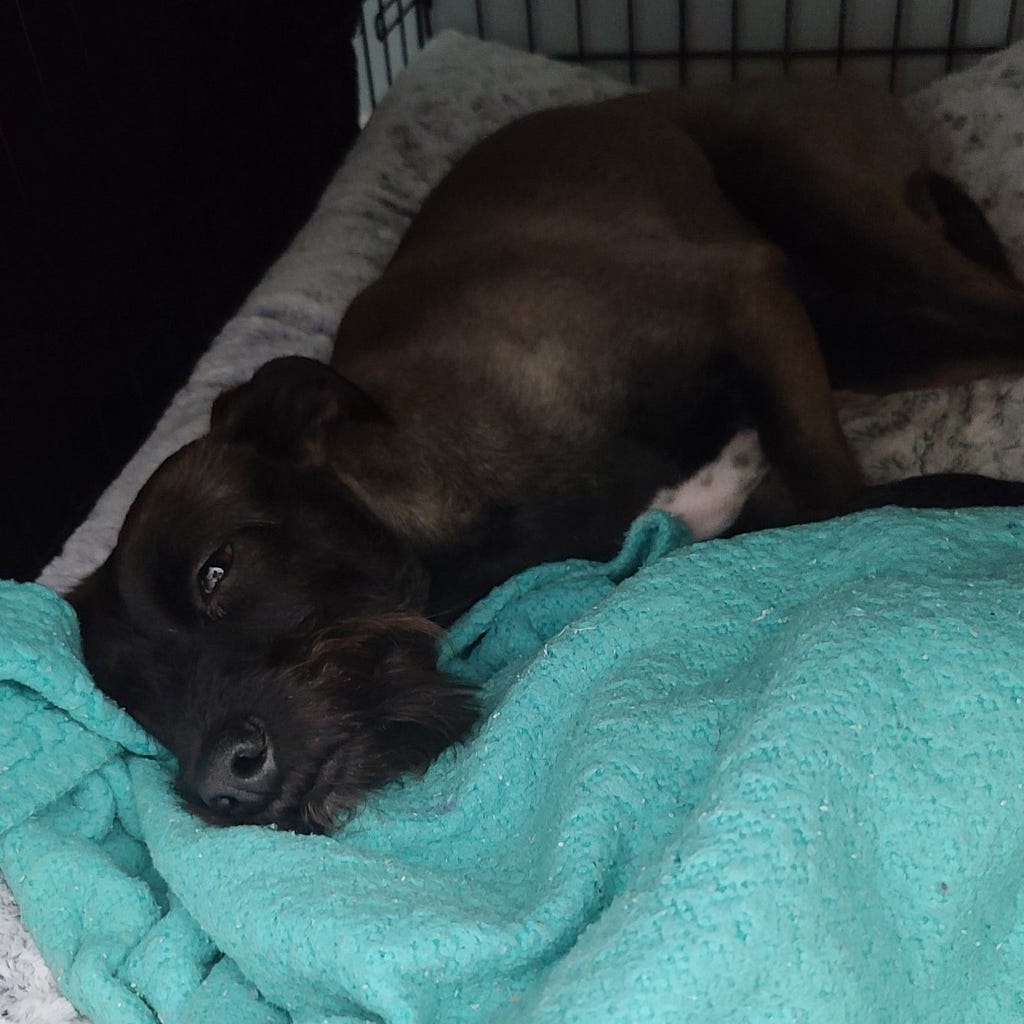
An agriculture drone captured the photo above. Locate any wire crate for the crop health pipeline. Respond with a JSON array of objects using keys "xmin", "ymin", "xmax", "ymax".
[{"xmin": 357, "ymin": 0, "xmax": 1023, "ymax": 119}]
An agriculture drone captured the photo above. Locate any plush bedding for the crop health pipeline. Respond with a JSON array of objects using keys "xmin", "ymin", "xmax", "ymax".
[{"xmin": 3, "ymin": 30, "xmax": 1024, "ymax": 1024}]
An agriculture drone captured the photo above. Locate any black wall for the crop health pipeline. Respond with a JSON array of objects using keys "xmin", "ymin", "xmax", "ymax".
[{"xmin": 2, "ymin": 0, "xmax": 363, "ymax": 580}]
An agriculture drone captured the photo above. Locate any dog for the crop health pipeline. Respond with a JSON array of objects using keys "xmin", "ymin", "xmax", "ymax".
[{"xmin": 71, "ymin": 80, "xmax": 1024, "ymax": 833}]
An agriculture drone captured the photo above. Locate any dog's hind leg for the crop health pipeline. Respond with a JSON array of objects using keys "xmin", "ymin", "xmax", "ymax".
[
  {"xmin": 715, "ymin": 254, "xmax": 1024, "ymax": 533},
  {"xmin": 721, "ymin": 248, "xmax": 865, "ymax": 522},
  {"xmin": 652, "ymin": 80, "xmax": 1024, "ymax": 389}
]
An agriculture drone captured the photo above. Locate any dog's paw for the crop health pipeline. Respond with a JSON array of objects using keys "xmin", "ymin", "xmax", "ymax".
[{"xmin": 649, "ymin": 430, "xmax": 766, "ymax": 539}]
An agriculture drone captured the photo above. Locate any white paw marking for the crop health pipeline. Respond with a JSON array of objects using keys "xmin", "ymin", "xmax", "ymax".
[{"xmin": 649, "ymin": 430, "xmax": 766, "ymax": 539}]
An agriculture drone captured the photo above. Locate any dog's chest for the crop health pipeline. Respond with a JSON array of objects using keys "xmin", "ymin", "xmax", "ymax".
[{"xmin": 648, "ymin": 430, "xmax": 766, "ymax": 539}]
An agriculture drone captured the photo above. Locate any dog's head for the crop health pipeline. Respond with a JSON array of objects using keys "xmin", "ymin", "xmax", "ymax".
[{"xmin": 71, "ymin": 358, "xmax": 477, "ymax": 833}]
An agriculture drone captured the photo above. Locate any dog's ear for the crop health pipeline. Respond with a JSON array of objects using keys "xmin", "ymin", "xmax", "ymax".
[
  {"xmin": 299, "ymin": 621, "xmax": 478, "ymax": 832},
  {"xmin": 69, "ymin": 564, "xmax": 163, "ymax": 727},
  {"xmin": 372, "ymin": 639, "xmax": 479, "ymax": 775},
  {"xmin": 210, "ymin": 356, "xmax": 385, "ymax": 461}
]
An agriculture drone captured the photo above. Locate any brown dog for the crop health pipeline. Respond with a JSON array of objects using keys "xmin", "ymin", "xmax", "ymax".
[{"xmin": 72, "ymin": 81, "xmax": 1024, "ymax": 832}]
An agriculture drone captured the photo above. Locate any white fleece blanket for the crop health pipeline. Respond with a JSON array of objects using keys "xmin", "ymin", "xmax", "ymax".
[{"xmin": 4, "ymin": 30, "xmax": 1024, "ymax": 1023}]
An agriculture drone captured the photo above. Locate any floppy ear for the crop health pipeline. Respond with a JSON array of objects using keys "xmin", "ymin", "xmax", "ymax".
[
  {"xmin": 296, "ymin": 618, "xmax": 479, "ymax": 832},
  {"xmin": 69, "ymin": 563, "xmax": 164, "ymax": 729},
  {"xmin": 210, "ymin": 356, "xmax": 385, "ymax": 461},
  {"xmin": 372, "ymin": 638, "xmax": 479, "ymax": 774}
]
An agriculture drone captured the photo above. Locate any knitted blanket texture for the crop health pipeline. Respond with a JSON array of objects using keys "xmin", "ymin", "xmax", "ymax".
[{"xmin": 3, "ymin": 509, "xmax": 1024, "ymax": 1023}]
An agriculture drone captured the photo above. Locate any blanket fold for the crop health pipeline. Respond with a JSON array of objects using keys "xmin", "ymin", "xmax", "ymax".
[
  {"xmin": 4, "ymin": 508, "xmax": 1024, "ymax": 1023},
  {"xmin": 0, "ymin": 583, "xmax": 158, "ymax": 833}
]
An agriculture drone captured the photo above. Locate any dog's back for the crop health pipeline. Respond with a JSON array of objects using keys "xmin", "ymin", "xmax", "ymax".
[{"xmin": 324, "ymin": 82, "xmax": 1024, "ymax": 598}]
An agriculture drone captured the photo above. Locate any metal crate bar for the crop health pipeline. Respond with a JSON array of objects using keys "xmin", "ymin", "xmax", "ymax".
[
  {"xmin": 730, "ymin": 0, "xmax": 740, "ymax": 81},
  {"xmin": 889, "ymin": 0, "xmax": 905, "ymax": 91},
  {"xmin": 357, "ymin": 5, "xmax": 377, "ymax": 108},
  {"xmin": 626, "ymin": 0, "xmax": 636, "ymax": 82},
  {"xmin": 782, "ymin": 0, "xmax": 793, "ymax": 75},
  {"xmin": 546, "ymin": 43, "xmax": 1008, "ymax": 63},
  {"xmin": 677, "ymin": 0, "xmax": 687, "ymax": 83},
  {"xmin": 836, "ymin": 0, "xmax": 848, "ymax": 74},
  {"xmin": 946, "ymin": 0, "xmax": 962, "ymax": 73},
  {"xmin": 374, "ymin": 0, "xmax": 394, "ymax": 85}
]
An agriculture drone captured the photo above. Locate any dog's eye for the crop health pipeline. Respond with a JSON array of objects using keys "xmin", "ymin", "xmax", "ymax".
[{"xmin": 198, "ymin": 543, "xmax": 234, "ymax": 598}]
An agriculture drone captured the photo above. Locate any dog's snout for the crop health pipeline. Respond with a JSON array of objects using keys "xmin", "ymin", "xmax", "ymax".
[{"xmin": 194, "ymin": 718, "xmax": 280, "ymax": 817}]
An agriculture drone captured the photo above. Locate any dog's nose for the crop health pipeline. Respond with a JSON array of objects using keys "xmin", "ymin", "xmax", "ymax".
[{"xmin": 194, "ymin": 718, "xmax": 280, "ymax": 816}]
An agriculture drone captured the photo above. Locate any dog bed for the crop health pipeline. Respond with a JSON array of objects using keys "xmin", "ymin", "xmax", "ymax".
[{"xmin": 4, "ymin": 30, "xmax": 1024, "ymax": 1024}]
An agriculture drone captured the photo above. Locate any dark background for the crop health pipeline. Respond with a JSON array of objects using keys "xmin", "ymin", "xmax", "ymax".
[{"xmin": 2, "ymin": 0, "xmax": 363, "ymax": 581}]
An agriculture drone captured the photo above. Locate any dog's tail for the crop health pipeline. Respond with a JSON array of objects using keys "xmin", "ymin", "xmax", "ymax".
[
  {"xmin": 731, "ymin": 470, "xmax": 1024, "ymax": 536},
  {"xmin": 851, "ymin": 473, "xmax": 1024, "ymax": 513}
]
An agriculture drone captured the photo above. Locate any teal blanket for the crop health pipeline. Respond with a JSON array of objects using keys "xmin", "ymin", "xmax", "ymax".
[{"xmin": 4, "ymin": 508, "xmax": 1024, "ymax": 1024}]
